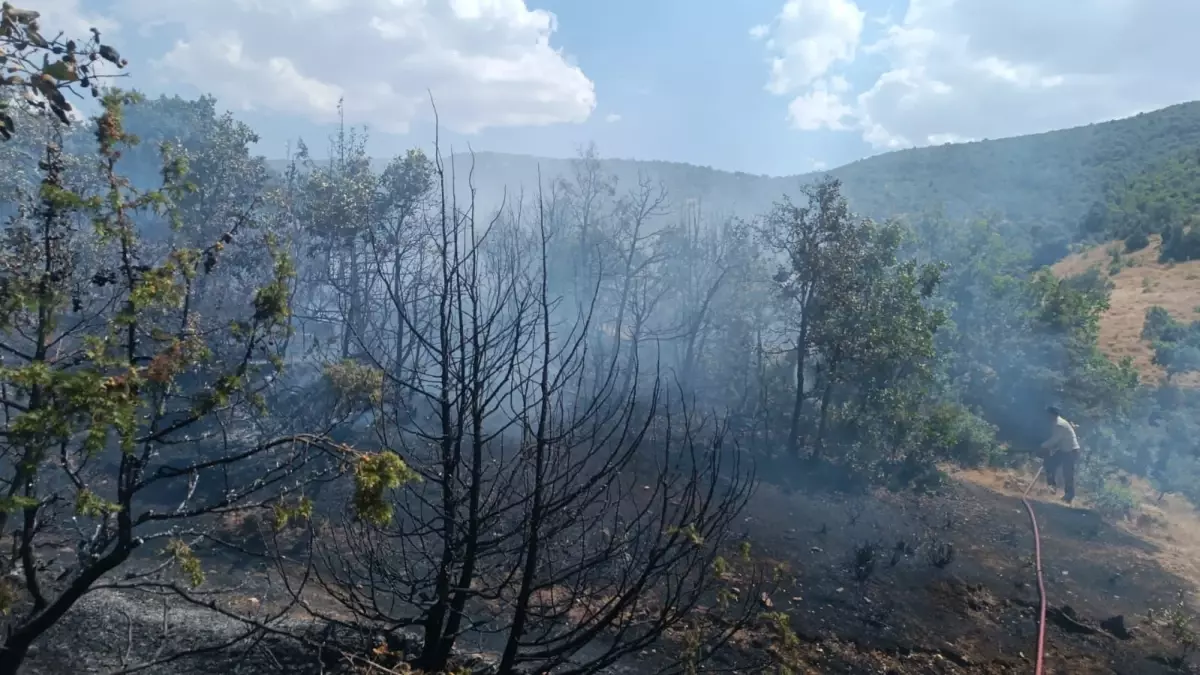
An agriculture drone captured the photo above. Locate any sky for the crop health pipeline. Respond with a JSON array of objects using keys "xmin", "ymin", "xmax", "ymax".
[{"xmin": 40, "ymin": 0, "xmax": 1200, "ymax": 176}]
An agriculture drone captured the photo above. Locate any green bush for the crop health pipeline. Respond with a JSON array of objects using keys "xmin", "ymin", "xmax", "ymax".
[
  {"xmin": 1092, "ymin": 481, "xmax": 1138, "ymax": 520},
  {"xmin": 1124, "ymin": 230, "xmax": 1150, "ymax": 252}
]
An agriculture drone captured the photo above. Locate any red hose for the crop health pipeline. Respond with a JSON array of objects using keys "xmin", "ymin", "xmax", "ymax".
[{"xmin": 1021, "ymin": 465, "xmax": 1048, "ymax": 675}]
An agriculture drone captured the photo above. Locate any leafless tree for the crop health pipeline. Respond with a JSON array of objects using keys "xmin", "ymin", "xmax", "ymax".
[{"xmin": 284, "ymin": 126, "xmax": 759, "ymax": 673}]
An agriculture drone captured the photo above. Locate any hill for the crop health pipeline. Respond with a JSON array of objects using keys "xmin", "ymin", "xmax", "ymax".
[
  {"xmin": 832, "ymin": 100, "xmax": 1200, "ymax": 229},
  {"xmin": 269, "ymin": 101, "xmax": 1200, "ymax": 240},
  {"xmin": 1053, "ymin": 236, "xmax": 1200, "ymax": 387}
]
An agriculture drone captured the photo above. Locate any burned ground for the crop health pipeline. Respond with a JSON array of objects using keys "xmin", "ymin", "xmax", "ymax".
[
  {"xmin": 731, "ymin": 467, "xmax": 1197, "ymax": 674},
  {"xmin": 25, "ymin": 463, "xmax": 1200, "ymax": 674}
]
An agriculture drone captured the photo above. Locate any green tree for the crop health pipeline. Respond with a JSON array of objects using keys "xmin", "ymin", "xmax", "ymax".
[
  {"xmin": 293, "ymin": 105, "xmax": 379, "ymax": 360},
  {"xmin": 761, "ymin": 176, "xmax": 856, "ymax": 458},
  {"xmin": 761, "ymin": 176, "xmax": 946, "ymax": 466},
  {"xmin": 0, "ymin": 92, "xmax": 408, "ymax": 673},
  {"xmin": 809, "ymin": 227, "xmax": 949, "ymax": 474}
]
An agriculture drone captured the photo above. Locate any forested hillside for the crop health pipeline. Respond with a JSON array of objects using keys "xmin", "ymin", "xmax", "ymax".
[
  {"xmin": 1081, "ymin": 145, "xmax": 1200, "ymax": 262},
  {"xmin": 835, "ymin": 102, "xmax": 1200, "ymax": 228},
  {"xmin": 283, "ymin": 100, "xmax": 1200, "ymax": 263},
  {"xmin": 7, "ymin": 15, "xmax": 1200, "ymax": 674}
]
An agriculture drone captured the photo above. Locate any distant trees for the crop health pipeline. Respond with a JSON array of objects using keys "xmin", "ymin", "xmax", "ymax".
[
  {"xmin": 1144, "ymin": 306, "xmax": 1200, "ymax": 383},
  {"xmin": 1082, "ymin": 148, "xmax": 1200, "ymax": 262},
  {"xmin": 907, "ymin": 210, "xmax": 1138, "ymax": 445}
]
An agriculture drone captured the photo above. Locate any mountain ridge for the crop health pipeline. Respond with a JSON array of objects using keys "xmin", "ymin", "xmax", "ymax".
[{"xmin": 270, "ymin": 100, "xmax": 1200, "ymax": 234}]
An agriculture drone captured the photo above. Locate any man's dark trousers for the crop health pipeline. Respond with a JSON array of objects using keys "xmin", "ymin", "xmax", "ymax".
[{"xmin": 1045, "ymin": 450, "xmax": 1079, "ymax": 502}]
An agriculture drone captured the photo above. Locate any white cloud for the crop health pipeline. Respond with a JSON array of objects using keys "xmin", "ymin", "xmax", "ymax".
[
  {"xmin": 604, "ymin": 113, "xmax": 622, "ymax": 123},
  {"xmin": 758, "ymin": 0, "xmax": 865, "ymax": 96},
  {"xmin": 114, "ymin": 0, "xmax": 596, "ymax": 134},
  {"xmin": 29, "ymin": 0, "xmax": 120, "ymax": 39},
  {"xmin": 787, "ymin": 79, "xmax": 853, "ymax": 130},
  {"xmin": 760, "ymin": 0, "xmax": 1200, "ymax": 150}
]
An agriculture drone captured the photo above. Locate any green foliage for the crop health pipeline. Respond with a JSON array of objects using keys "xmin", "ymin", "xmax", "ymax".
[
  {"xmin": 378, "ymin": 148, "xmax": 435, "ymax": 217},
  {"xmin": 921, "ymin": 210, "xmax": 1138, "ymax": 456},
  {"xmin": 0, "ymin": 92, "xmax": 210, "ymax": 488},
  {"xmin": 324, "ymin": 359, "xmax": 384, "ymax": 414},
  {"xmin": 1144, "ymin": 306, "xmax": 1184, "ymax": 342},
  {"xmin": 1142, "ymin": 306, "xmax": 1200, "ymax": 381},
  {"xmin": 296, "ymin": 116, "xmax": 378, "ymax": 246},
  {"xmin": 1156, "ymin": 343, "xmax": 1200, "ymax": 381},
  {"xmin": 761, "ymin": 611, "xmax": 802, "ymax": 674},
  {"xmin": 164, "ymin": 539, "xmax": 204, "ymax": 588},
  {"xmin": 13, "ymin": 82, "xmax": 1200, "ymax": 674},
  {"xmin": 1125, "ymin": 230, "xmax": 1150, "ymax": 252},
  {"xmin": 1086, "ymin": 148, "xmax": 1200, "ymax": 262},
  {"xmin": 1091, "ymin": 480, "xmax": 1137, "ymax": 521},
  {"xmin": 75, "ymin": 489, "xmax": 121, "ymax": 517},
  {"xmin": 370, "ymin": 100, "xmax": 1200, "ymax": 258},
  {"xmin": 1151, "ymin": 591, "xmax": 1200, "ymax": 669},
  {"xmin": 0, "ymin": 579, "xmax": 17, "ymax": 615},
  {"xmin": 915, "ymin": 402, "xmax": 1002, "ymax": 468},
  {"xmin": 352, "ymin": 450, "xmax": 419, "ymax": 525},
  {"xmin": 1162, "ymin": 223, "xmax": 1200, "ymax": 263},
  {"xmin": 0, "ymin": 89, "xmax": 351, "ymax": 671},
  {"xmin": 711, "ymin": 556, "xmax": 729, "ymax": 579},
  {"xmin": 667, "ymin": 523, "xmax": 705, "ymax": 546},
  {"xmin": 761, "ymin": 177, "xmax": 952, "ymax": 478},
  {"xmin": 272, "ymin": 496, "xmax": 314, "ymax": 530}
]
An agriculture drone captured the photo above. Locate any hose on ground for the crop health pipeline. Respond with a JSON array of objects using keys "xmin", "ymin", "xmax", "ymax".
[{"xmin": 1020, "ymin": 465, "xmax": 1048, "ymax": 675}]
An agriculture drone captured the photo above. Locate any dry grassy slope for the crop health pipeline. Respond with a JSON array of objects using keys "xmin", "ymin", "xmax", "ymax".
[{"xmin": 1052, "ymin": 235, "xmax": 1200, "ymax": 387}]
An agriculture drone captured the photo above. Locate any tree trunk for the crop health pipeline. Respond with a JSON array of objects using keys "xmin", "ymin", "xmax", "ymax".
[
  {"xmin": 813, "ymin": 380, "xmax": 835, "ymax": 461},
  {"xmin": 812, "ymin": 351, "xmax": 842, "ymax": 461},
  {"xmin": 787, "ymin": 316, "xmax": 810, "ymax": 458},
  {"xmin": 0, "ymin": 547, "xmax": 132, "ymax": 675}
]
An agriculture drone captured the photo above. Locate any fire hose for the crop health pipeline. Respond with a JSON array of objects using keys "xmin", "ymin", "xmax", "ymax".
[{"xmin": 1020, "ymin": 465, "xmax": 1048, "ymax": 675}]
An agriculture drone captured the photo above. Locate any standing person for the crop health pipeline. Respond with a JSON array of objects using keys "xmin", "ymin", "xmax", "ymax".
[{"xmin": 1042, "ymin": 405, "xmax": 1081, "ymax": 503}]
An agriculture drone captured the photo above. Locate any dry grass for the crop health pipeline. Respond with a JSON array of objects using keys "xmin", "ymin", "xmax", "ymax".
[{"xmin": 1052, "ymin": 235, "xmax": 1200, "ymax": 387}]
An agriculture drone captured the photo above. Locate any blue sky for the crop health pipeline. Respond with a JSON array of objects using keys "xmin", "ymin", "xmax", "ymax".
[
  {"xmin": 525, "ymin": 0, "xmax": 893, "ymax": 174},
  {"xmin": 58, "ymin": 0, "xmax": 1200, "ymax": 176}
]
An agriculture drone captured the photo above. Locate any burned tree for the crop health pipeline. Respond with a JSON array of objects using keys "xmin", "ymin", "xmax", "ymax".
[{"xmin": 296, "ymin": 141, "xmax": 758, "ymax": 673}]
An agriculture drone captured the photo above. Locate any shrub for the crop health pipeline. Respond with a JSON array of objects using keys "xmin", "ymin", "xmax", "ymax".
[
  {"xmin": 1092, "ymin": 481, "xmax": 1137, "ymax": 520},
  {"xmin": 1124, "ymin": 230, "xmax": 1151, "ymax": 252}
]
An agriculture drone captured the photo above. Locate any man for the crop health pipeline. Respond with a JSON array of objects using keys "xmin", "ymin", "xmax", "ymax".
[{"xmin": 1042, "ymin": 405, "xmax": 1081, "ymax": 503}]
